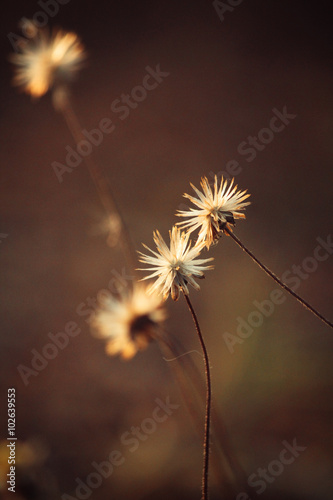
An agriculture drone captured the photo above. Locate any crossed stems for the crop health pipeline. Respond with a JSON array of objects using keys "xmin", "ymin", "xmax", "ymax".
[{"xmin": 160, "ymin": 330, "xmax": 253, "ymax": 498}]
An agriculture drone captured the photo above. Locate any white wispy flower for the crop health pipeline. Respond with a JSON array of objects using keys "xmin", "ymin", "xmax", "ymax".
[
  {"xmin": 10, "ymin": 23, "xmax": 86, "ymax": 98},
  {"xmin": 177, "ymin": 176, "xmax": 251, "ymax": 248},
  {"xmin": 138, "ymin": 226, "xmax": 214, "ymax": 301},
  {"xmin": 91, "ymin": 286, "xmax": 166, "ymax": 360}
]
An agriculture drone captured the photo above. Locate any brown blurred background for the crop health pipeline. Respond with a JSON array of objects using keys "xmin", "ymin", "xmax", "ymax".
[{"xmin": 1, "ymin": 1, "xmax": 333, "ymax": 499}]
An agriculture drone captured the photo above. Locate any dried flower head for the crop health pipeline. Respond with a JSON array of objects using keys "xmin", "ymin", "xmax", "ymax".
[
  {"xmin": 91, "ymin": 286, "xmax": 166, "ymax": 360},
  {"xmin": 10, "ymin": 23, "xmax": 86, "ymax": 98},
  {"xmin": 138, "ymin": 226, "xmax": 214, "ymax": 301},
  {"xmin": 177, "ymin": 176, "xmax": 250, "ymax": 248}
]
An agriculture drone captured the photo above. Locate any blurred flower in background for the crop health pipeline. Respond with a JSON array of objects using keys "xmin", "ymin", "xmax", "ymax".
[
  {"xmin": 91, "ymin": 286, "xmax": 167, "ymax": 359},
  {"xmin": 10, "ymin": 20, "xmax": 86, "ymax": 98},
  {"xmin": 0, "ymin": 439, "xmax": 58, "ymax": 499}
]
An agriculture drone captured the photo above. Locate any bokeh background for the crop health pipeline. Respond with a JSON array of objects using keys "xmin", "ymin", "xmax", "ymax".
[{"xmin": 1, "ymin": 1, "xmax": 332, "ymax": 499}]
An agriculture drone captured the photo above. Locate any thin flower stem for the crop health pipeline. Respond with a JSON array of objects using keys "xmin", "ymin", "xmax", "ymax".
[
  {"xmin": 160, "ymin": 331, "xmax": 253, "ymax": 497},
  {"xmin": 157, "ymin": 335, "xmax": 233, "ymax": 497},
  {"xmin": 226, "ymin": 228, "xmax": 333, "ymax": 329},
  {"xmin": 53, "ymin": 86, "xmax": 137, "ymax": 274},
  {"xmin": 182, "ymin": 292, "xmax": 211, "ymax": 500}
]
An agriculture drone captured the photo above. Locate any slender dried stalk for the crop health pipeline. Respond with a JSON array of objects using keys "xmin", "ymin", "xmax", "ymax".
[
  {"xmin": 158, "ymin": 335, "xmax": 234, "ymax": 496},
  {"xmin": 160, "ymin": 330, "xmax": 252, "ymax": 497},
  {"xmin": 53, "ymin": 85, "xmax": 137, "ymax": 274},
  {"xmin": 182, "ymin": 292, "xmax": 211, "ymax": 500},
  {"xmin": 226, "ymin": 228, "xmax": 333, "ymax": 329}
]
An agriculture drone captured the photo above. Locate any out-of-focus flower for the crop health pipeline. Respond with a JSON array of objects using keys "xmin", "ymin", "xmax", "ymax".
[
  {"xmin": 0, "ymin": 439, "xmax": 47, "ymax": 491},
  {"xmin": 138, "ymin": 226, "xmax": 213, "ymax": 301},
  {"xmin": 10, "ymin": 22, "xmax": 86, "ymax": 98},
  {"xmin": 91, "ymin": 286, "xmax": 166, "ymax": 360},
  {"xmin": 177, "ymin": 176, "xmax": 250, "ymax": 248}
]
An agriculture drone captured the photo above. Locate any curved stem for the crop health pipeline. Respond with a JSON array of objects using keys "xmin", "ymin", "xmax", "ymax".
[
  {"xmin": 226, "ymin": 228, "xmax": 333, "ymax": 329},
  {"xmin": 160, "ymin": 330, "xmax": 253, "ymax": 497},
  {"xmin": 53, "ymin": 86, "xmax": 137, "ymax": 275},
  {"xmin": 182, "ymin": 292, "xmax": 211, "ymax": 500},
  {"xmin": 157, "ymin": 335, "xmax": 233, "ymax": 497}
]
